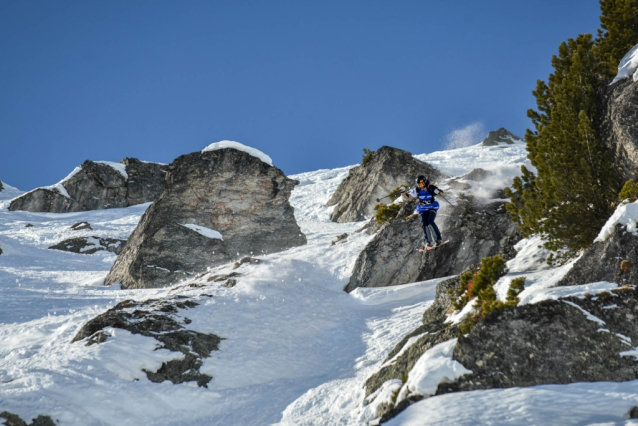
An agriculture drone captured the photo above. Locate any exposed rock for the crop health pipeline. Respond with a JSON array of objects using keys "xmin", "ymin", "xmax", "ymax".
[
  {"xmin": 0, "ymin": 247, "xmax": 2, "ymax": 256},
  {"xmin": 70, "ymin": 222, "xmax": 92, "ymax": 231},
  {"xmin": 25, "ymin": 223, "xmax": 34, "ymax": 228},
  {"xmin": 461, "ymin": 168, "xmax": 493, "ymax": 182},
  {"xmin": 8, "ymin": 188, "xmax": 82, "ymax": 213},
  {"xmin": 331, "ymin": 233, "xmax": 348, "ymax": 245},
  {"xmin": 629, "ymin": 406, "xmax": 638, "ymax": 419},
  {"xmin": 48, "ymin": 237, "xmax": 127, "ymax": 255},
  {"xmin": 481, "ymin": 128, "xmax": 522, "ymax": 146},
  {"xmin": 9, "ymin": 159, "xmax": 168, "ymax": 213},
  {"xmin": 440, "ymin": 291, "xmax": 638, "ymax": 394},
  {"xmin": 72, "ymin": 297, "xmax": 221, "ymax": 387},
  {"xmin": 598, "ymin": 77, "xmax": 638, "ymax": 182},
  {"xmin": 345, "ymin": 195, "xmax": 521, "ymax": 292},
  {"xmin": 0, "ymin": 180, "xmax": 3, "ymax": 192},
  {"xmin": 105, "ymin": 147, "xmax": 306, "ymax": 289},
  {"xmin": 0, "ymin": 412, "xmax": 56, "ymax": 426},
  {"xmin": 327, "ymin": 146, "xmax": 443, "ymax": 223},
  {"xmin": 558, "ymin": 224, "xmax": 638, "ymax": 287},
  {"xmin": 120, "ymin": 158, "xmax": 168, "ymax": 206}
]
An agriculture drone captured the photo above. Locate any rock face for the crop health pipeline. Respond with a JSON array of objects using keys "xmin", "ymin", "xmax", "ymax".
[
  {"xmin": 599, "ymin": 77, "xmax": 638, "ymax": 182},
  {"xmin": 9, "ymin": 159, "xmax": 168, "ymax": 213},
  {"xmin": 49, "ymin": 237, "xmax": 127, "ymax": 255},
  {"xmin": 365, "ymin": 268, "xmax": 638, "ymax": 422},
  {"xmin": 481, "ymin": 128, "xmax": 522, "ymax": 146},
  {"xmin": 72, "ymin": 296, "xmax": 220, "ymax": 387},
  {"xmin": 105, "ymin": 147, "xmax": 306, "ymax": 289},
  {"xmin": 0, "ymin": 180, "xmax": 4, "ymax": 192},
  {"xmin": 345, "ymin": 195, "xmax": 521, "ymax": 292},
  {"xmin": 0, "ymin": 411, "xmax": 56, "ymax": 426},
  {"xmin": 559, "ymin": 224, "xmax": 638, "ymax": 287},
  {"xmin": 326, "ymin": 146, "xmax": 443, "ymax": 223}
]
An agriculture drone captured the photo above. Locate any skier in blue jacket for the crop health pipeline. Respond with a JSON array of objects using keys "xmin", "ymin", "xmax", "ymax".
[{"xmin": 402, "ymin": 175, "xmax": 444, "ymax": 248}]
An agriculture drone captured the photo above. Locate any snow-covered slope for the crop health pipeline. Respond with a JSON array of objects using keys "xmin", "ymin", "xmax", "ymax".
[{"xmin": 2, "ymin": 143, "xmax": 637, "ymax": 425}]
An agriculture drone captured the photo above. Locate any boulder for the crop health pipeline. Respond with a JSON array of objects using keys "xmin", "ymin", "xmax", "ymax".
[
  {"xmin": 558, "ymin": 224, "xmax": 638, "ymax": 287},
  {"xmin": 598, "ymin": 77, "xmax": 638, "ymax": 182},
  {"xmin": 481, "ymin": 128, "xmax": 522, "ymax": 146},
  {"xmin": 105, "ymin": 147, "xmax": 306, "ymax": 289},
  {"xmin": 0, "ymin": 412, "xmax": 56, "ymax": 426},
  {"xmin": 326, "ymin": 146, "xmax": 443, "ymax": 223},
  {"xmin": 345, "ymin": 195, "xmax": 521, "ymax": 292},
  {"xmin": 48, "ymin": 237, "xmax": 127, "ymax": 255},
  {"xmin": 9, "ymin": 159, "xmax": 168, "ymax": 213}
]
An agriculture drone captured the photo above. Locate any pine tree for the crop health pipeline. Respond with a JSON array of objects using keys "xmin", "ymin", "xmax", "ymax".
[
  {"xmin": 597, "ymin": 0, "xmax": 638, "ymax": 76},
  {"xmin": 506, "ymin": 34, "xmax": 621, "ymax": 254}
]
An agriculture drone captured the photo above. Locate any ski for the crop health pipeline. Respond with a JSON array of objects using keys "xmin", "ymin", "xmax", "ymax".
[{"xmin": 418, "ymin": 240, "xmax": 450, "ymax": 252}]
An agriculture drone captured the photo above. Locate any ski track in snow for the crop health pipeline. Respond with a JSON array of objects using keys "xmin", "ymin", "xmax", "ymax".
[{"xmin": 2, "ymin": 143, "xmax": 638, "ymax": 425}]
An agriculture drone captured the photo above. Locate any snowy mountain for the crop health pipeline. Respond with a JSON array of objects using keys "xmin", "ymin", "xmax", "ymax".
[{"xmin": 2, "ymin": 139, "xmax": 638, "ymax": 426}]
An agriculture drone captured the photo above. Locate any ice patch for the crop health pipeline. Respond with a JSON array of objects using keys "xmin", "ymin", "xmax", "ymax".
[
  {"xmin": 202, "ymin": 140, "xmax": 273, "ymax": 166},
  {"xmin": 180, "ymin": 224, "xmax": 223, "ymax": 240}
]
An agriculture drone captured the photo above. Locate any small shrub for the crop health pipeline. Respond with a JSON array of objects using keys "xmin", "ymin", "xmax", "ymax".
[
  {"xmin": 450, "ymin": 256, "xmax": 525, "ymax": 334},
  {"xmin": 619, "ymin": 179, "xmax": 638, "ymax": 203},
  {"xmin": 362, "ymin": 148, "xmax": 375, "ymax": 167},
  {"xmin": 374, "ymin": 203, "xmax": 401, "ymax": 225},
  {"xmin": 388, "ymin": 185, "xmax": 407, "ymax": 201}
]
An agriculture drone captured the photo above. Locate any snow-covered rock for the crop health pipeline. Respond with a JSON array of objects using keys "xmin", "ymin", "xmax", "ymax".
[
  {"xmin": 105, "ymin": 146, "xmax": 306, "ymax": 289},
  {"xmin": 612, "ymin": 43, "xmax": 638, "ymax": 84},
  {"xmin": 480, "ymin": 127, "xmax": 523, "ymax": 146}
]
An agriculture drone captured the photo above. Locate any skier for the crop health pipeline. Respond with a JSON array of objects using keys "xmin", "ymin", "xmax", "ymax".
[{"xmin": 402, "ymin": 175, "xmax": 445, "ymax": 250}]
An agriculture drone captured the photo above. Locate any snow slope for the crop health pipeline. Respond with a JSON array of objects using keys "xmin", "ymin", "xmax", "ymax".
[{"xmin": 2, "ymin": 142, "xmax": 638, "ymax": 425}]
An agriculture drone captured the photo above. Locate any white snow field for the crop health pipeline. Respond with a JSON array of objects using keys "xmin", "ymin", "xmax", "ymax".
[{"xmin": 2, "ymin": 141, "xmax": 638, "ymax": 425}]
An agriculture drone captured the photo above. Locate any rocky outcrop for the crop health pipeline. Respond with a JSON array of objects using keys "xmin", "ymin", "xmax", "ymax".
[
  {"xmin": 49, "ymin": 237, "xmax": 126, "ymax": 255},
  {"xmin": 9, "ymin": 159, "xmax": 168, "ymax": 213},
  {"xmin": 72, "ymin": 297, "xmax": 220, "ymax": 387},
  {"xmin": 599, "ymin": 77, "xmax": 638, "ymax": 182},
  {"xmin": 366, "ymin": 268, "xmax": 638, "ymax": 422},
  {"xmin": 0, "ymin": 411, "xmax": 56, "ymax": 426},
  {"xmin": 105, "ymin": 147, "xmax": 306, "ymax": 289},
  {"xmin": 0, "ymin": 180, "xmax": 4, "ymax": 192},
  {"xmin": 327, "ymin": 146, "xmax": 443, "ymax": 223},
  {"xmin": 481, "ymin": 128, "xmax": 522, "ymax": 146},
  {"xmin": 559, "ymin": 224, "xmax": 638, "ymax": 287},
  {"xmin": 345, "ymin": 195, "xmax": 521, "ymax": 292}
]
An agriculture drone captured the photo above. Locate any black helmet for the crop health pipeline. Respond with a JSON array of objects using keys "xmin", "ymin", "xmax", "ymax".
[{"xmin": 416, "ymin": 175, "xmax": 427, "ymax": 185}]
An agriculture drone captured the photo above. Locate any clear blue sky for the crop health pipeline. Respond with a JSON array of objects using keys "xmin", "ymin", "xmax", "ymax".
[{"xmin": 1, "ymin": 1, "xmax": 602, "ymax": 190}]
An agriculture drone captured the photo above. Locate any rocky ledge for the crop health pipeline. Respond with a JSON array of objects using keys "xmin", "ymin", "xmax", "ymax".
[{"xmin": 105, "ymin": 147, "xmax": 306, "ymax": 289}]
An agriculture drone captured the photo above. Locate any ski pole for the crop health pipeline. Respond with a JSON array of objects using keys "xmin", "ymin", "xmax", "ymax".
[
  {"xmin": 376, "ymin": 185, "xmax": 408, "ymax": 203},
  {"xmin": 437, "ymin": 192, "xmax": 455, "ymax": 207}
]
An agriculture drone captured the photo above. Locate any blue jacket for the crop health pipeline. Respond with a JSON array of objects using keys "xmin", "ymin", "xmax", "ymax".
[{"xmin": 408, "ymin": 186, "xmax": 440, "ymax": 213}]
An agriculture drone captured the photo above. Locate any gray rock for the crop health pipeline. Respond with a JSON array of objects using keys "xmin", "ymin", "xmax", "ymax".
[
  {"xmin": 599, "ymin": 77, "xmax": 638, "ymax": 182},
  {"xmin": 9, "ymin": 188, "xmax": 82, "ymax": 213},
  {"xmin": 48, "ymin": 236, "xmax": 127, "ymax": 255},
  {"xmin": 327, "ymin": 146, "xmax": 443, "ymax": 223},
  {"xmin": 345, "ymin": 195, "xmax": 521, "ymax": 292},
  {"xmin": 0, "ymin": 180, "xmax": 3, "ymax": 192},
  {"xmin": 120, "ymin": 158, "xmax": 168, "ymax": 206},
  {"xmin": 629, "ymin": 406, "xmax": 638, "ymax": 419},
  {"xmin": 72, "ymin": 297, "xmax": 220, "ymax": 387},
  {"xmin": 25, "ymin": 223, "xmax": 34, "ymax": 228},
  {"xmin": 441, "ymin": 292, "xmax": 638, "ymax": 394},
  {"xmin": 481, "ymin": 128, "xmax": 522, "ymax": 146},
  {"xmin": 0, "ymin": 247, "xmax": 2, "ymax": 256},
  {"xmin": 461, "ymin": 168, "xmax": 493, "ymax": 182},
  {"xmin": 558, "ymin": 223, "xmax": 638, "ymax": 287},
  {"xmin": 0, "ymin": 412, "xmax": 56, "ymax": 426},
  {"xmin": 70, "ymin": 222, "xmax": 92, "ymax": 231},
  {"xmin": 105, "ymin": 147, "xmax": 306, "ymax": 289},
  {"xmin": 9, "ymin": 159, "xmax": 168, "ymax": 213}
]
